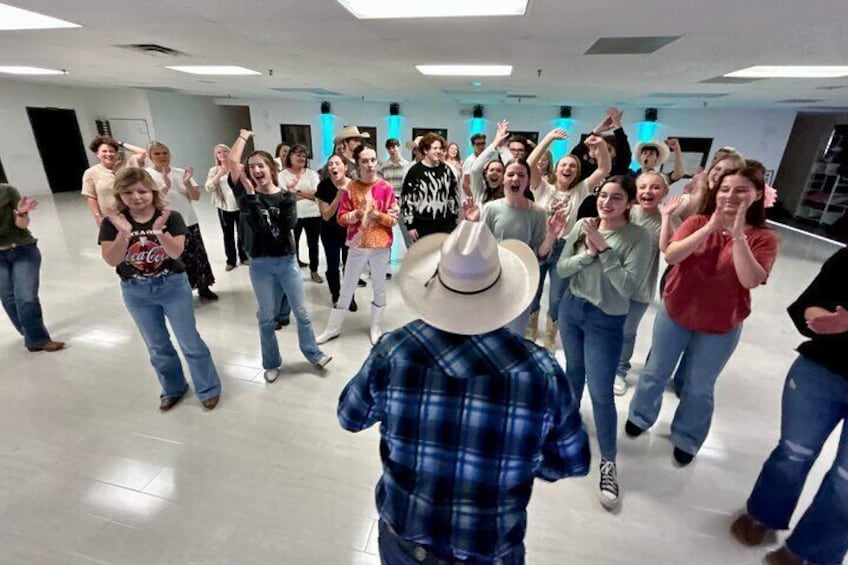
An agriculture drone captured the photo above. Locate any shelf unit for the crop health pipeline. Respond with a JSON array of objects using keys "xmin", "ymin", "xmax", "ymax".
[{"xmin": 794, "ymin": 125, "xmax": 848, "ymax": 226}]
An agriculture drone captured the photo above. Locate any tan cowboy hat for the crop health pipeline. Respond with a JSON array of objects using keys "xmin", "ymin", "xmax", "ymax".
[
  {"xmin": 405, "ymin": 136, "xmax": 423, "ymax": 151},
  {"xmin": 333, "ymin": 125, "xmax": 371, "ymax": 145},
  {"xmin": 634, "ymin": 141, "xmax": 670, "ymax": 167},
  {"xmin": 398, "ymin": 221, "xmax": 539, "ymax": 335}
]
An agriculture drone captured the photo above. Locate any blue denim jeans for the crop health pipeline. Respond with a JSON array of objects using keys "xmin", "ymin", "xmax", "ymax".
[
  {"xmin": 546, "ymin": 240, "xmax": 570, "ymax": 322},
  {"xmin": 617, "ymin": 300, "xmax": 651, "ymax": 378},
  {"xmin": 746, "ymin": 355, "xmax": 848, "ymax": 565},
  {"xmin": 0, "ymin": 243, "xmax": 51, "ymax": 348},
  {"xmin": 121, "ymin": 273, "xmax": 221, "ymax": 401},
  {"xmin": 248, "ymin": 255, "xmax": 323, "ymax": 369},
  {"xmin": 628, "ymin": 305, "xmax": 742, "ymax": 455},
  {"xmin": 378, "ymin": 521, "xmax": 525, "ymax": 565},
  {"xmin": 559, "ymin": 292, "xmax": 626, "ymax": 460}
]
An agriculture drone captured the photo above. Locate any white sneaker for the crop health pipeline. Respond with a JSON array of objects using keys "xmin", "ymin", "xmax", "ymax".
[
  {"xmin": 613, "ymin": 375, "xmax": 628, "ymax": 396},
  {"xmin": 598, "ymin": 459, "xmax": 620, "ymax": 510},
  {"xmin": 263, "ymin": 368, "xmax": 280, "ymax": 383},
  {"xmin": 314, "ymin": 354, "xmax": 332, "ymax": 370}
]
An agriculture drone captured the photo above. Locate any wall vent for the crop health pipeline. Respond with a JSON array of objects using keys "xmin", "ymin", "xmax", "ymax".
[{"xmin": 116, "ymin": 44, "xmax": 185, "ymax": 56}]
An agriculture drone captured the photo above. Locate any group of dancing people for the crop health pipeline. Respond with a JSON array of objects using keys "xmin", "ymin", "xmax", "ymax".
[{"xmin": 1, "ymin": 106, "xmax": 845, "ymax": 565}]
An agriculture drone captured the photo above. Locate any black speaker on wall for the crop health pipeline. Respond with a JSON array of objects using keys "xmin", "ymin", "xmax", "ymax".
[
  {"xmin": 472, "ymin": 105, "xmax": 484, "ymax": 119},
  {"xmin": 95, "ymin": 118, "xmax": 112, "ymax": 136},
  {"xmin": 389, "ymin": 102, "xmax": 400, "ymax": 116},
  {"xmin": 560, "ymin": 105, "xmax": 572, "ymax": 119},
  {"xmin": 645, "ymin": 108, "xmax": 658, "ymax": 122},
  {"xmin": 321, "ymin": 101, "xmax": 332, "ymax": 114}
]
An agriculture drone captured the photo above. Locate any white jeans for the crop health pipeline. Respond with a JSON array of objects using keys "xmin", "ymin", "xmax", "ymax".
[{"xmin": 338, "ymin": 247, "xmax": 390, "ymax": 309}]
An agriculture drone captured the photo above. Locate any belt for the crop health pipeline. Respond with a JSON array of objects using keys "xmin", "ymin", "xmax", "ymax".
[{"xmin": 381, "ymin": 521, "xmax": 522, "ymax": 565}]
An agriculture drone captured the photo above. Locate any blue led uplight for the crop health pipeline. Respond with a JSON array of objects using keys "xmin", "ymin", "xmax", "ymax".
[
  {"xmin": 386, "ymin": 115, "xmax": 403, "ymax": 158},
  {"xmin": 466, "ymin": 117, "xmax": 487, "ymax": 156},
  {"xmin": 320, "ymin": 113, "xmax": 336, "ymax": 164}
]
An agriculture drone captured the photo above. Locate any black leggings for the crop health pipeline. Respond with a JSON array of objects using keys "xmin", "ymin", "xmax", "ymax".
[
  {"xmin": 294, "ymin": 216, "xmax": 321, "ymax": 273},
  {"xmin": 320, "ymin": 229, "xmax": 349, "ymax": 302}
]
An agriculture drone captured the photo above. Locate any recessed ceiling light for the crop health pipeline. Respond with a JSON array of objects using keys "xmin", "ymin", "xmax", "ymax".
[
  {"xmin": 0, "ymin": 3, "xmax": 80, "ymax": 30},
  {"xmin": 166, "ymin": 65, "xmax": 261, "ymax": 76},
  {"xmin": 417, "ymin": 65, "xmax": 512, "ymax": 77},
  {"xmin": 337, "ymin": 0, "xmax": 527, "ymax": 19},
  {"xmin": 0, "ymin": 66, "xmax": 67, "ymax": 75},
  {"xmin": 725, "ymin": 66, "xmax": 848, "ymax": 78}
]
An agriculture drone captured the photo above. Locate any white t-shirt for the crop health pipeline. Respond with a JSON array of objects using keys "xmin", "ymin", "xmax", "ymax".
[
  {"xmin": 279, "ymin": 168, "xmax": 321, "ymax": 219},
  {"xmin": 145, "ymin": 166, "xmax": 199, "ymax": 226}
]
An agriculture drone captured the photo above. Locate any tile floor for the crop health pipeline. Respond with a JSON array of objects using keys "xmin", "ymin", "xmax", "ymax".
[{"xmin": 0, "ymin": 193, "xmax": 844, "ymax": 564}]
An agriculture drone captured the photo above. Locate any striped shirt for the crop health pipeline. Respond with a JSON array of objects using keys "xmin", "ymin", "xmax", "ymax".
[{"xmin": 337, "ymin": 320, "xmax": 590, "ymax": 560}]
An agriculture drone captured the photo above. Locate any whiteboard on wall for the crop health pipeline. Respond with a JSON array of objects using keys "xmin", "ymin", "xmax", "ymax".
[{"xmin": 108, "ymin": 118, "xmax": 151, "ymax": 147}]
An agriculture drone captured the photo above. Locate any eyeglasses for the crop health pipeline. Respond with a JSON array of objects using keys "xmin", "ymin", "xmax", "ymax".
[{"xmin": 473, "ymin": 141, "xmax": 486, "ymax": 146}]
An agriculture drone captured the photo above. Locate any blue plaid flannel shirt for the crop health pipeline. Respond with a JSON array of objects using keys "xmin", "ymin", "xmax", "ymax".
[{"xmin": 338, "ymin": 320, "xmax": 590, "ymax": 560}]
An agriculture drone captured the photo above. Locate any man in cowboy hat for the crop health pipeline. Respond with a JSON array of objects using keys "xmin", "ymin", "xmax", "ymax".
[
  {"xmin": 633, "ymin": 138, "xmax": 684, "ymax": 183},
  {"xmin": 331, "ymin": 125, "xmax": 371, "ymax": 180},
  {"xmin": 338, "ymin": 221, "xmax": 590, "ymax": 564}
]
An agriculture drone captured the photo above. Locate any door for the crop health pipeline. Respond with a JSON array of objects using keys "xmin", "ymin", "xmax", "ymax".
[{"xmin": 26, "ymin": 107, "xmax": 90, "ymax": 193}]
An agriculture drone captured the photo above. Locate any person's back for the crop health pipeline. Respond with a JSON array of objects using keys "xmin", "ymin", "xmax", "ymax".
[{"xmin": 338, "ymin": 319, "xmax": 589, "ymax": 561}]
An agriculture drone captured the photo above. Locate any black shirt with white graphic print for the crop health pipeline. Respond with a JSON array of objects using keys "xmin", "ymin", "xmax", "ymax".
[
  {"xmin": 400, "ymin": 161, "xmax": 459, "ymax": 235},
  {"xmin": 229, "ymin": 177, "xmax": 297, "ymax": 258},
  {"xmin": 98, "ymin": 210, "xmax": 188, "ymax": 280}
]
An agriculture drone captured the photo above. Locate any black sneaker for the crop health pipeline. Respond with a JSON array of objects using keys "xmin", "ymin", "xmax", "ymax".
[
  {"xmin": 275, "ymin": 318, "xmax": 290, "ymax": 331},
  {"xmin": 673, "ymin": 447, "xmax": 695, "ymax": 467},
  {"xmin": 598, "ymin": 459, "xmax": 620, "ymax": 509},
  {"xmin": 349, "ymin": 297, "xmax": 358, "ymax": 312},
  {"xmin": 625, "ymin": 420, "xmax": 645, "ymax": 438},
  {"xmin": 357, "ymin": 278, "xmax": 367, "ymax": 288},
  {"xmin": 198, "ymin": 288, "xmax": 219, "ymax": 301},
  {"xmin": 385, "ymin": 272, "xmax": 393, "ymax": 280}
]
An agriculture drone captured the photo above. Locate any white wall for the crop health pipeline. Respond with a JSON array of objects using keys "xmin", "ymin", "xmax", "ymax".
[
  {"xmin": 0, "ymin": 77, "xmax": 798, "ymax": 197},
  {"xmin": 0, "ymin": 79, "xmax": 155, "ymax": 196},
  {"xmin": 244, "ymin": 98, "xmax": 796, "ymax": 176}
]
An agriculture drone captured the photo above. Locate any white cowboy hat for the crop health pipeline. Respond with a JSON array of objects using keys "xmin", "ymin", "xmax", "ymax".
[
  {"xmin": 333, "ymin": 125, "xmax": 371, "ymax": 145},
  {"xmin": 405, "ymin": 136, "xmax": 423, "ymax": 151},
  {"xmin": 398, "ymin": 221, "xmax": 539, "ymax": 335},
  {"xmin": 634, "ymin": 140, "xmax": 670, "ymax": 168}
]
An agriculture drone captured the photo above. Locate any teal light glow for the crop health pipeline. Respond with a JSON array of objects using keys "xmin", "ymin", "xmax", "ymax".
[
  {"xmin": 466, "ymin": 117, "xmax": 487, "ymax": 155},
  {"xmin": 632, "ymin": 121, "xmax": 658, "ymax": 171},
  {"xmin": 551, "ymin": 118, "xmax": 575, "ymax": 163},
  {"xmin": 320, "ymin": 113, "xmax": 336, "ymax": 164},
  {"xmin": 386, "ymin": 115, "xmax": 403, "ymax": 158}
]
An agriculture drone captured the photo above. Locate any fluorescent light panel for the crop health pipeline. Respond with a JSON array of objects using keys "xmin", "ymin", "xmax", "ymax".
[
  {"xmin": 0, "ymin": 66, "xmax": 66, "ymax": 75},
  {"xmin": 417, "ymin": 65, "xmax": 512, "ymax": 76},
  {"xmin": 0, "ymin": 3, "xmax": 80, "ymax": 30},
  {"xmin": 725, "ymin": 66, "xmax": 848, "ymax": 78},
  {"xmin": 337, "ymin": 0, "xmax": 526, "ymax": 19},
  {"xmin": 166, "ymin": 65, "xmax": 261, "ymax": 76}
]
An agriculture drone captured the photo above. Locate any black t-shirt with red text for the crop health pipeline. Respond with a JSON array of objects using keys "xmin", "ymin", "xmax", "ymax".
[{"xmin": 98, "ymin": 210, "xmax": 188, "ymax": 280}]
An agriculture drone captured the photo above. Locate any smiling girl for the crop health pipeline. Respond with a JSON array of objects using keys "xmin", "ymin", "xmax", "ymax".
[
  {"xmin": 627, "ymin": 166, "xmax": 779, "ymax": 466},
  {"xmin": 556, "ymin": 175, "xmax": 653, "ymax": 510},
  {"xmin": 227, "ymin": 130, "xmax": 331, "ymax": 383},
  {"xmin": 99, "ymin": 168, "xmax": 221, "ymax": 411}
]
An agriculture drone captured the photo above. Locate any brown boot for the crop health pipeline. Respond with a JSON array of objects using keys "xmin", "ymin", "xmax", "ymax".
[
  {"xmin": 524, "ymin": 311, "xmax": 539, "ymax": 342},
  {"xmin": 730, "ymin": 513, "xmax": 768, "ymax": 546},
  {"xmin": 27, "ymin": 340, "xmax": 65, "ymax": 352},
  {"xmin": 764, "ymin": 546, "xmax": 806, "ymax": 565},
  {"xmin": 543, "ymin": 315, "xmax": 558, "ymax": 351}
]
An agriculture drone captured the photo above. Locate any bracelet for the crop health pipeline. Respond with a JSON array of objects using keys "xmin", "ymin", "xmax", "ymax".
[
  {"xmin": 239, "ymin": 136, "xmax": 248, "ymax": 141},
  {"xmin": 13, "ymin": 210, "xmax": 28, "ymax": 217},
  {"xmin": 732, "ymin": 234, "xmax": 746, "ymax": 242}
]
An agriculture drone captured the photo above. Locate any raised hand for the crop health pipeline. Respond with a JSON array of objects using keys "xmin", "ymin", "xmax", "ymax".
[
  {"xmin": 152, "ymin": 208, "xmax": 171, "ymax": 231},
  {"xmin": 707, "ymin": 201, "xmax": 726, "ymax": 232},
  {"xmin": 584, "ymin": 134, "xmax": 603, "ymax": 148},
  {"xmin": 659, "ymin": 195, "xmax": 684, "ymax": 217},
  {"xmin": 462, "ymin": 196, "xmax": 480, "ymax": 222},
  {"xmin": 239, "ymin": 129, "xmax": 253, "ymax": 139},
  {"xmin": 546, "ymin": 208, "xmax": 566, "ymax": 237},
  {"xmin": 546, "ymin": 128, "xmax": 569, "ymax": 141},
  {"xmin": 607, "ymin": 107, "xmax": 623, "ymax": 128},
  {"xmin": 105, "ymin": 208, "xmax": 133, "ymax": 237},
  {"xmin": 666, "ymin": 138, "xmax": 681, "ymax": 152},
  {"xmin": 731, "ymin": 198, "xmax": 751, "ymax": 238},
  {"xmin": 16, "ymin": 196, "xmax": 39, "ymax": 214},
  {"xmin": 241, "ymin": 173, "xmax": 257, "ymax": 195},
  {"xmin": 182, "ymin": 167, "xmax": 194, "ymax": 185},
  {"xmin": 161, "ymin": 173, "xmax": 172, "ymax": 193},
  {"xmin": 807, "ymin": 306, "xmax": 848, "ymax": 335},
  {"xmin": 286, "ymin": 174, "xmax": 301, "ymax": 192},
  {"xmin": 494, "ymin": 120, "xmax": 510, "ymax": 146}
]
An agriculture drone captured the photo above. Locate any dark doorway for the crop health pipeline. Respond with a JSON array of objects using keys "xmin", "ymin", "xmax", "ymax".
[
  {"xmin": 26, "ymin": 107, "xmax": 90, "ymax": 193},
  {"xmin": 0, "ymin": 155, "xmax": 7, "ymax": 183}
]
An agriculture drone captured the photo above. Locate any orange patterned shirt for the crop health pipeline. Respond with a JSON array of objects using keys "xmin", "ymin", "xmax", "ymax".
[{"xmin": 337, "ymin": 178, "xmax": 398, "ymax": 248}]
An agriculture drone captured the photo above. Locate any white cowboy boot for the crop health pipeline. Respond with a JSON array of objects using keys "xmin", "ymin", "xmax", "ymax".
[
  {"xmin": 369, "ymin": 304, "xmax": 386, "ymax": 345},
  {"xmin": 316, "ymin": 308, "xmax": 346, "ymax": 344}
]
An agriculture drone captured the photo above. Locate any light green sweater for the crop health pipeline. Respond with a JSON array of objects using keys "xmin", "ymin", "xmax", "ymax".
[{"xmin": 556, "ymin": 219, "xmax": 654, "ymax": 316}]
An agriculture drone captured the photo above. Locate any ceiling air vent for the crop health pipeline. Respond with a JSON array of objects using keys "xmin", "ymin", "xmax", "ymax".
[
  {"xmin": 116, "ymin": 44, "xmax": 185, "ymax": 56},
  {"xmin": 506, "ymin": 93, "xmax": 537, "ymax": 99},
  {"xmin": 585, "ymin": 36, "xmax": 680, "ymax": 55}
]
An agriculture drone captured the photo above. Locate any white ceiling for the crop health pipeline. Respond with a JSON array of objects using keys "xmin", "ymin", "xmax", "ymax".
[{"xmin": 2, "ymin": 0, "xmax": 848, "ymax": 109}]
